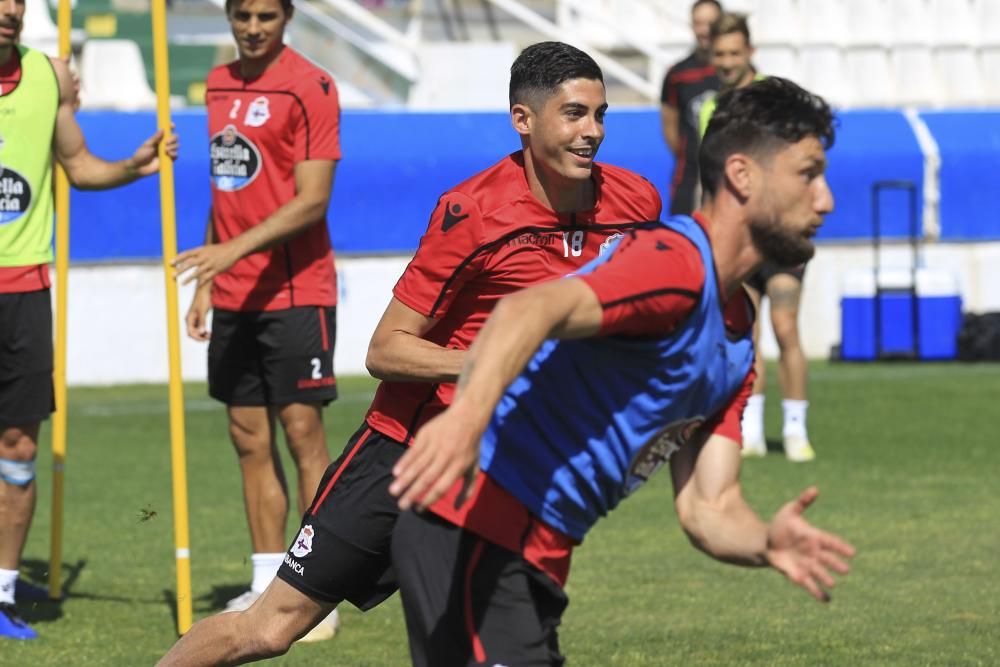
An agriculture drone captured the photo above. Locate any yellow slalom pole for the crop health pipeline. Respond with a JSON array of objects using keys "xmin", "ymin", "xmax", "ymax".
[
  {"xmin": 48, "ymin": 0, "xmax": 73, "ymax": 602},
  {"xmin": 149, "ymin": 0, "xmax": 193, "ymax": 634}
]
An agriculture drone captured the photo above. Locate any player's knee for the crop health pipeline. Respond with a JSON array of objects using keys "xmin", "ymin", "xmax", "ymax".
[
  {"xmin": 0, "ymin": 426, "xmax": 39, "ymax": 462},
  {"xmin": 281, "ymin": 417, "xmax": 320, "ymax": 448},
  {"xmin": 0, "ymin": 458, "xmax": 36, "ymax": 486},
  {"xmin": 771, "ymin": 315, "xmax": 801, "ymax": 349},
  {"xmin": 280, "ymin": 411, "xmax": 324, "ymax": 453},
  {"xmin": 250, "ymin": 620, "xmax": 295, "ymax": 657},
  {"xmin": 228, "ymin": 423, "xmax": 271, "ymax": 458}
]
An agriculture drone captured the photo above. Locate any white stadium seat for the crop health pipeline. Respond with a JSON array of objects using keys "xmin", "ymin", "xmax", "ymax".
[
  {"xmin": 753, "ymin": 45, "xmax": 800, "ymax": 82},
  {"xmin": 800, "ymin": 0, "xmax": 849, "ymax": 47},
  {"xmin": 889, "ymin": 0, "xmax": 933, "ymax": 46},
  {"xmin": 799, "ymin": 46, "xmax": 853, "ymax": 107},
  {"xmin": 930, "ymin": 0, "xmax": 978, "ymax": 47},
  {"xmin": 976, "ymin": 0, "xmax": 1000, "ymax": 48},
  {"xmin": 845, "ymin": 47, "xmax": 896, "ymax": 107},
  {"xmin": 721, "ymin": 0, "xmax": 757, "ymax": 16},
  {"xmin": 408, "ymin": 42, "xmax": 515, "ymax": 111},
  {"xmin": 935, "ymin": 47, "xmax": 986, "ymax": 106},
  {"xmin": 844, "ymin": 0, "xmax": 892, "ymax": 47},
  {"xmin": 748, "ymin": 0, "xmax": 800, "ymax": 46},
  {"xmin": 980, "ymin": 47, "xmax": 1000, "ymax": 103},
  {"xmin": 892, "ymin": 45, "xmax": 941, "ymax": 106},
  {"xmin": 79, "ymin": 39, "xmax": 158, "ymax": 111}
]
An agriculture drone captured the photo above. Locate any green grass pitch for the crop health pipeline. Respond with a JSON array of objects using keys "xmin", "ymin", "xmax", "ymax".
[{"xmin": 7, "ymin": 362, "xmax": 1000, "ymax": 665}]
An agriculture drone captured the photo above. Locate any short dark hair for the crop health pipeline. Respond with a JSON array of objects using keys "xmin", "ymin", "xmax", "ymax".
[
  {"xmin": 509, "ymin": 41, "xmax": 604, "ymax": 109},
  {"xmin": 226, "ymin": 0, "xmax": 293, "ymax": 15},
  {"xmin": 710, "ymin": 12, "xmax": 751, "ymax": 46},
  {"xmin": 692, "ymin": 0, "xmax": 722, "ymax": 14},
  {"xmin": 699, "ymin": 77, "xmax": 835, "ymax": 197}
]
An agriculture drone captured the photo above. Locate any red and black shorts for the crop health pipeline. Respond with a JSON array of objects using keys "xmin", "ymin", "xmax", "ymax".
[
  {"xmin": 0, "ymin": 290, "xmax": 55, "ymax": 426},
  {"xmin": 276, "ymin": 423, "xmax": 405, "ymax": 610},
  {"xmin": 208, "ymin": 306, "xmax": 337, "ymax": 406},
  {"xmin": 746, "ymin": 261, "xmax": 807, "ymax": 294},
  {"xmin": 392, "ymin": 510, "xmax": 569, "ymax": 667}
]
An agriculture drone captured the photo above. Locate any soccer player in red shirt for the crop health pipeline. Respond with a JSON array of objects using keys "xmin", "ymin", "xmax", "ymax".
[
  {"xmin": 173, "ymin": 0, "xmax": 341, "ymax": 640},
  {"xmin": 158, "ymin": 41, "xmax": 661, "ymax": 665},
  {"xmin": 389, "ymin": 77, "xmax": 852, "ymax": 666}
]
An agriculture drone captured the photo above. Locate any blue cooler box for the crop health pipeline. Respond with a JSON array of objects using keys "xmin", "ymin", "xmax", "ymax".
[{"xmin": 840, "ymin": 268, "xmax": 963, "ymax": 360}]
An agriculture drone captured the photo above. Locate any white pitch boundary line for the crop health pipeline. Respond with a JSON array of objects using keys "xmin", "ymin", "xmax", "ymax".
[{"xmin": 902, "ymin": 107, "xmax": 942, "ymax": 241}]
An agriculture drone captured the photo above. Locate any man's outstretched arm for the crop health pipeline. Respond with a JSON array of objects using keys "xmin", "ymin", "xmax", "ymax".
[
  {"xmin": 670, "ymin": 433, "xmax": 855, "ymax": 602},
  {"xmin": 389, "ymin": 277, "xmax": 603, "ymax": 510},
  {"xmin": 50, "ymin": 59, "xmax": 178, "ymax": 189}
]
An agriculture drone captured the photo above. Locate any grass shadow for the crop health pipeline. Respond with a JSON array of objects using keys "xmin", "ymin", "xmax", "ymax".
[{"xmin": 17, "ymin": 558, "xmax": 87, "ymax": 624}]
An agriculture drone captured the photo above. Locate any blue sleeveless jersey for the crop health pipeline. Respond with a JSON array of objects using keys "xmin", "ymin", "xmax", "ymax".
[{"xmin": 479, "ymin": 215, "xmax": 755, "ymax": 541}]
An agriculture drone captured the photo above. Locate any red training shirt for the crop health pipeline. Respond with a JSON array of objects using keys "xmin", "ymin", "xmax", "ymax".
[
  {"xmin": 365, "ymin": 151, "xmax": 663, "ymax": 443},
  {"xmin": 430, "ymin": 212, "xmax": 756, "ymax": 587},
  {"xmin": 205, "ymin": 47, "xmax": 341, "ymax": 311}
]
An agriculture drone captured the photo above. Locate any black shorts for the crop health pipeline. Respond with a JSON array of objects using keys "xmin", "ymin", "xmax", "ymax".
[
  {"xmin": 392, "ymin": 510, "xmax": 568, "ymax": 667},
  {"xmin": 208, "ymin": 306, "xmax": 338, "ymax": 406},
  {"xmin": 746, "ymin": 261, "xmax": 806, "ymax": 294},
  {"xmin": 0, "ymin": 290, "xmax": 55, "ymax": 425},
  {"xmin": 276, "ymin": 424, "xmax": 405, "ymax": 610}
]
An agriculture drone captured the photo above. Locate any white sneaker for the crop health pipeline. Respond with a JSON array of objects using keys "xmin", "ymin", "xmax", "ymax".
[
  {"xmin": 783, "ymin": 436, "xmax": 816, "ymax": 462},
  {"xmin": 297, "ymin": 609, "xmax": 341, "ymax": 643},
  {"xmin": 741, "ymin": 439, "xmax": 767, "ymax": 458},
  {"xmin": 223, "ymin": 590, "xmax": 260, "ymax": 613}
]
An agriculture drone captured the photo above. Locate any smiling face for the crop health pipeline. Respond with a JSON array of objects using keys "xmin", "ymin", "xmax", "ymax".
[
  {"xmin": 517, "ymin": 77, "xmax": 607, "ymax": 188},
  {"xmin": 746, "ymin": 136, "xmax": 834, "ymax": 266},
  {"xmin": 0, "ymin": 0, "xmax": 24, "ymax": 54},
  {"xmin": 228, "ymin": 0, "xmax": 290, "ymax": 69},
  {"xmin": 712, "ymin": 31, "xmax": 755, "ymax": 90}
]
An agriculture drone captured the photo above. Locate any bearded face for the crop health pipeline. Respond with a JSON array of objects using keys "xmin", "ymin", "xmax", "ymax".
[{"xmin": 747, "ymin": 136, "xmax": 833, "ymax": 266}]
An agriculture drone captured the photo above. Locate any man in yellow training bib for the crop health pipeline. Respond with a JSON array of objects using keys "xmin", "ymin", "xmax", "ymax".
[{"xmin": 0, "ymin": 0, "xmax": 178, "ymax": 640}]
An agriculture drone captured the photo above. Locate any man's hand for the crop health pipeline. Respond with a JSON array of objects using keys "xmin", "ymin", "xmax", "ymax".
[
  {"xmin": 389, "ymin": 405, "xmax": 483, "ymax": 512},
  {"xmin": 129, "ymin": 128, "xmax": 180, "ymax": 177},
  {"xmin": 766, "ymin": 487, "xmax": 855, "ymax": 602},
  {"xmin": 174, "ymin": 242, "xmax": 242, "ymax": 287},
  {"xmin": 185, "ymin": 286, "xmax": 213, "ymax": 341}
]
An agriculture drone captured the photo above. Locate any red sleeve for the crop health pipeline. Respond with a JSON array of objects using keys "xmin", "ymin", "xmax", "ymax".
[
  {"xmin": 578, "ymin": 226, "xmax": 705, "ymax": 338},
  {"xmin": 660, "ymin": 67, "xmax": 679, "ymax": 107},
  {"xmin": 701, "ymin": 365, "xmax": 756, "ymax": 445},
  {"xmin": 393, "ymin": 191, "xmax": 487, "ymax": 318},
  {"xmin": 294, "ymin": 76, "xmax": 341, "ymax": 162}
]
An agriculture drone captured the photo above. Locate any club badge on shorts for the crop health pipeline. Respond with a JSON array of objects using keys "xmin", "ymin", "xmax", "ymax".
[{"xmin": 290, "ymin": 524, "xmax": 315, "ymax": 558}]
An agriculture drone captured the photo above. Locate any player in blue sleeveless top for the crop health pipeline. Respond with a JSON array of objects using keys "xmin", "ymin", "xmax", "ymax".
[{"xmin": 389, "ymin": 77, "xmax": 856, "ymax": 667}]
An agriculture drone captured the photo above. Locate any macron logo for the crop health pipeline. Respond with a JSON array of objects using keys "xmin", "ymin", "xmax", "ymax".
[{"xmin": 441, "ymin": 201, "xmax": 470, "ymax": 232}]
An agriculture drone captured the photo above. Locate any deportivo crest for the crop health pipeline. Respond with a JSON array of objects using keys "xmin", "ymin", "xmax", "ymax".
[
  {"xmin": 290, "ymin": 524, "xmax": 315, "ymax": 558},
  {"xmin": 624, "ymin": 417, "xmax": 705, "ymax": 495},
  {"xmin": 599, "ymin": 233, "xmax": 624, "ymax": 256},
  {"xmin": 244, "ymin": 96, "xmax": 271, "ymax": 127},
  {"xmin": 209, "ymin": 124, "xmax": 262, "ymax": 191}
]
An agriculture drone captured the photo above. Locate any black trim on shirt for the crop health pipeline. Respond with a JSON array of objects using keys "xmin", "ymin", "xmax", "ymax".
[
  {"xmin": 427, "ymin": 219, "xmax": 661, "ymax": 318},
  {"xmin": 601, "ymin": 287, "xmax": 701, "ymax": 311},
  {"xmin": 403, "ymin": 383, "xmax": 441, "ymax": 444}
]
